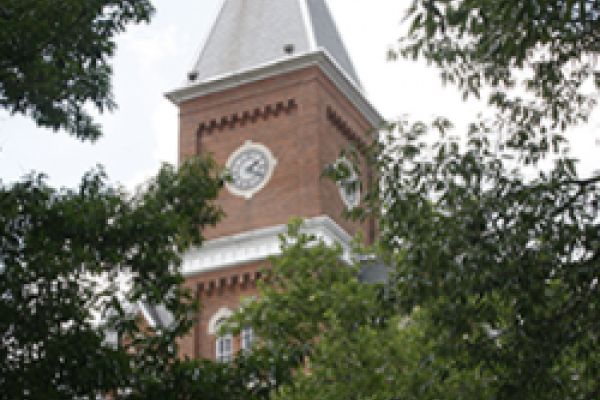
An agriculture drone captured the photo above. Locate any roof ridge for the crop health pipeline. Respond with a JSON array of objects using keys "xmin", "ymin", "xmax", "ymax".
[{"xmin": 187, "ymin": 0, "xmax": 361, "ymax": 88}]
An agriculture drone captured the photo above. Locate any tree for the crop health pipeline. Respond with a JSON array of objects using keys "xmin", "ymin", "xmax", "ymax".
[
  {"xmin": 0, "ymin": 2, "xmax": 269, "ymax": 398},
  {"xmin": 325, "ymin": 1, "xmax": 600, "ymax": 399},
  {"xmin": 226, "ymin": 220, "xmax": 399, "ymax": 400},
  {"xmin": 0, "ymin": 157, "xmax": 228, "ymax": 399},
  {"xmin": 226, "ymin": 220, "xmax": 493, "ymax": 400},
  {"xmin": 0, "ymin": 0, "xmax": 155, "ymax": 141},
  {"xmin": 349, "ymin": 118, "xmax": 599, "ymax": 399},
  {"xmin": 394, "ymin": 0, "xmax": 600, "ymax": 163}
]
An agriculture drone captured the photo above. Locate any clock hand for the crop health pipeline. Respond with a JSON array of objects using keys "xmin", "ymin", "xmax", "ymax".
[
  {"xmin": 246, "ymin": 160, "xmax": 266, "ymax": 177},
  {"xmin": 245, "ymin": 160, "xmax": 260, "ymax": 173}
]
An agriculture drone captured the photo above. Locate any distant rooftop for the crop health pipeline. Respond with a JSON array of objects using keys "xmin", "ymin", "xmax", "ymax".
[{"xmin": 189, "ymin": 0, "xmax": 362, "ymax": 88}]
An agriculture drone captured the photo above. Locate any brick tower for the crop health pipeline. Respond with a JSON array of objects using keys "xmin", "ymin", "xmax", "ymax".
[{"xmin": 153, "ymin": 0, "xmax": 381, "ymax": 361}]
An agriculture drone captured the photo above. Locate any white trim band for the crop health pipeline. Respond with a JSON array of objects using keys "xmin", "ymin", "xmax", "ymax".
[
  {"xmin": 181, "ymin": 215, "xmax": 353, "ymax": 278},
  {"xmin": 166, "ymin": 50, "xmax": 383, "ymax": 127}
]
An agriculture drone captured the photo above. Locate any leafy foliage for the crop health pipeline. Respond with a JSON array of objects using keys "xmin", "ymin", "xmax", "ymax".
[
  {"xmin": 0, "ymin": 0, "xmax": 155, "ymax": 140},
  {"xmin": 0, "ymin": 156, "xmax": 226, "ymax": 399},
  {"xmin": 222, "ymin": 221, "xmax": 496, "ymax": 400},
  {"xmin": 128, "ymin": 344, "xmax": 296, "ymax": 400},
  {"xmin": 332, "ymin": 112, "xmax": 599, "ymax": 400},
  {"xmin": 0, "ymin": 1, "xmax": 287, "ymax": 398},
  {"xmin": 0, "ymin": 1, "xmax": 283, "ymax": 398},
  {"xmin": 318, "ymin": 2, "xmax": 600, "ymax": 399},
  {"xmin": 394, "ymin": 0, "xmax": 600, "ymax": 162},
  {"xmin": 227, "ymin": 221, "xmax": 394, "ymax": 400}
]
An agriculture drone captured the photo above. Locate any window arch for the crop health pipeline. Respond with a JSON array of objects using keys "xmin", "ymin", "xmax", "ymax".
[{"xmin": 208, "ymin": 307, "xmax": 234, "ymax": 335}]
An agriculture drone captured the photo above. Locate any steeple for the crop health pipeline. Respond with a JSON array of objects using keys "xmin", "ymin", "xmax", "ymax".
[
  {"xmin": 188, "ymin": 0, "xmax": 361, "ymax": 88},
  {"xmin": 163, "ymin": 0, "xmax": 382, "ymax": 363}
]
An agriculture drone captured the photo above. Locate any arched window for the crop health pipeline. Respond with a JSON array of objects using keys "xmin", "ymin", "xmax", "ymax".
[
  {"xmin": 215, "ymin": 319, "xmax": 233, "ymax": 362},
  {"xmin": 241, "ymin": 326, "xmax": 256, "ymax": 351}
]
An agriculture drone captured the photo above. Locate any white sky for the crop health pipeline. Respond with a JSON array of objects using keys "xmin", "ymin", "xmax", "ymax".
[{"xmin": 1, "ymin": 0, "xmax": 598, "ymax": 189}]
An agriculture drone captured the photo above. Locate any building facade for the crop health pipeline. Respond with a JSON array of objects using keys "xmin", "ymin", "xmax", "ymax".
[{"xmin": 143, "ymin": 0, "xmax": 382, "ymax": 361}]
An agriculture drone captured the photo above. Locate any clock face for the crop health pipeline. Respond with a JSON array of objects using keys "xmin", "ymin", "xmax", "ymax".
[
  {"xmin": 229, "ymin": 149, "xmax": 270, "ymax": 191},
  {"xmin": 337, "ymin": 159, "xmax": 360, "ymax": 209},
  {"xmin": 226, "ymin": 141, "xmax": 277, "ymax": 199},
  {"xmin": 342, "ymin": 181, "xmax": 359, "ymax": 207}
]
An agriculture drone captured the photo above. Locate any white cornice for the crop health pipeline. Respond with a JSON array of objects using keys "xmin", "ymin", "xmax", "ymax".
[
  {"xmin": 181, "ymin": 215, "xmax": 353, "ymax": 278},
  {"xmin": 166, "ymin": 50, "xmax": 383, "ymax": 127}
]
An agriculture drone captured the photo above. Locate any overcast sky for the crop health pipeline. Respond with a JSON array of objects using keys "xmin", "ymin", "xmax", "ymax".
[{"xmin": 1, "ymin": 0, "xmax": 598, "ymax": 189}]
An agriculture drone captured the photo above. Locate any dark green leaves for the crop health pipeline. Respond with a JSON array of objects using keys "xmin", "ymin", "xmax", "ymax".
[
  {"xmin": 0, "ymin": 0, "xmax": 155, "ymax": 140},
  {"xmin": 382, "ymin": 9, "xmax": 600, "ymax": 397},
  {"xmin": 0, "ymin": 155, "xmax": 225, "ymax": 399},
  {"xmin": 227, "ymin": 220, "xmax": 406, "ymax": 400},
  {"xmin": 348, "ymin": 114, "xmax": 600, "ymax": 400},
  {"xmin": 395, "ymin": 0, "xmax": 600, "ymax": 162}
]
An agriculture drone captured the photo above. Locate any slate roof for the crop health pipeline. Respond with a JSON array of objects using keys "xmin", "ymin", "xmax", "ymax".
[
  {"xmin": 358, "ymin": 259, "xmax": 391, "ymax": 284},
  {"xmin": 190, "ymin": 0, "xmax": 362, "ymax": 88}
]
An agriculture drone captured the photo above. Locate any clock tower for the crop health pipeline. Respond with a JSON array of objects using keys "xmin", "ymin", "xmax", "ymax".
[{"xmin": 163, "ymin": 0, "xmax": 382, "ymax": 361}]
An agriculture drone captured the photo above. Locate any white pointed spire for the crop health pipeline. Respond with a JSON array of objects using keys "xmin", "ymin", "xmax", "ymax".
[{"xmin": 189, "ymin": 0, "xmax": 361, "ymax": 88}]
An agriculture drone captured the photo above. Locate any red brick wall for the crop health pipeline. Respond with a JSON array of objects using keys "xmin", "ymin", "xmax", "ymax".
[
  {"xmin": 315, "ymin": 73, "xmax": 374, "ymax": 239},
  {"xmin": 179, "ymin": 66, "xmax": 374, "ymax": 241},
  {"xmin": 178, "ymin": 261, "xmax": 264, "ymax": 360},
  {"xmin": 176, "ymin": 65, "xmax": 376, "ymax": 361}
]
